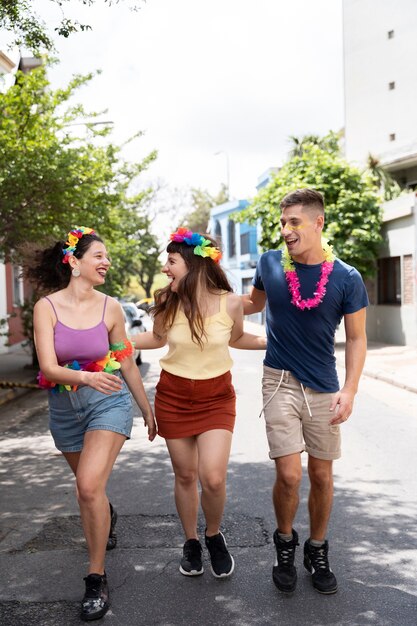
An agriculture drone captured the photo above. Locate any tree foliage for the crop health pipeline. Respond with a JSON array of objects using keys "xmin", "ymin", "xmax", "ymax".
[
  {"xmin": 238, "ymin": 132, "xmax": 383, "ymax": 278},
  {"xmin": 183, "ymin": 184, "xmax": 229, "ymax": 233},
  {"xmin": 133, "ymin": 224, "xmax": 162, "ymax": 298},
  {"xmin": 364, "ymin": 153, "xmax": 401, "ymax": 201},
  {"xmin": 0, "ymin": 0, "xmax": 144, "ymax": 52},
  {"xmin": 0, "ymin": 62, "xmax": 157, "ymax": 296}
]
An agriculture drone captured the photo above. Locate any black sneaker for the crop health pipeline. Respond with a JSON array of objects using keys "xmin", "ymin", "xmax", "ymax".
[
  {"xmin": 303, "ymin": 539, "xmax": 338, "ymax": 594},
  {"xmin": 106, "ymin": 502, "xmax": 117, "ymax": 551},
  {"xmin": 179, "ymin": 539, "xmax": 204, "ymax": 576},
  {"xmin": 205, "ymin": 531, "xmax": 235, "ymax": 578},
  {"xmin": 272, "ymin": 529, "xmax": 299, "ymax": 593},
  {"xmin": 80, "ymin": 572, "xmax": 110, "ymax": 621}
]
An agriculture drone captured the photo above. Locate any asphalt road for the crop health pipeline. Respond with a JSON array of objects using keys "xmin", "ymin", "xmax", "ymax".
[{"xmin": 0, "ymin": 347, "xmax": 416, "ymax": 625}]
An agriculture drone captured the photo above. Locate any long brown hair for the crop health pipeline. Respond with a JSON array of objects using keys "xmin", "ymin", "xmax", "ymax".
[{"xmin": 152, "ymin": 234, "xmax": 232, "ymax": 348}]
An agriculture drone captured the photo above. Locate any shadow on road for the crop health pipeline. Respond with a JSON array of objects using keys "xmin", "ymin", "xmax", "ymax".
[{"xmin": 1, "ymin": 408, "xmax": 417, "ymax": 625}]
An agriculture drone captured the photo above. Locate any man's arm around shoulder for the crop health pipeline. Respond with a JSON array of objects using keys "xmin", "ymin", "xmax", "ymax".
[{"xmin": 241, "ymin": 286, "xmax": 266, "ymax": 315}]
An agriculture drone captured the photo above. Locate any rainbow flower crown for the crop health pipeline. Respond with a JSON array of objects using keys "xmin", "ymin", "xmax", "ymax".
[
  {"xmin": 170, "ymin": 227, "xmax": 222, "ymax": 263},
  {"xmin": 62, "ymin": 226, "xmax": 95, "ymax": 264}
]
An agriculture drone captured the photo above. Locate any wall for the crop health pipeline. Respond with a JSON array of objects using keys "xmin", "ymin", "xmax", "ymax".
[{"xmin": 343, "ymin": 0, "xmax": 417, "ymax": 166}]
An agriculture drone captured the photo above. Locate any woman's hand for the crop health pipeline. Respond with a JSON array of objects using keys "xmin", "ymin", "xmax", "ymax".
[
  {"xmin": 143, "ymin": 410, "xmax": 157, "ymax": 441},
  {"xmin": 81, "ymin": 371, "xmax": 123, "ymax": 394}
]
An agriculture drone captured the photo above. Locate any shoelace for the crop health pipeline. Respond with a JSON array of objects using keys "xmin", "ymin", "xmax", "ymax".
[
  {"xmin": 185, "ymin": 545, "xmax": 201, "ymax": 559},
  {"xmin": 84, "ymin": 576, "xmax": 104, "ymax": 598},
  {"xmin": 309, "ymin": 546, "xmax": 330, "ymax": 571},
  {"xmin": 277, "ymin": 544, "xmax": 296, "ymax": 566}
]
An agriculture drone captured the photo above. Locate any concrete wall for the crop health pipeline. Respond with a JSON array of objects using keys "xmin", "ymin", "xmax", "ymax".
[
  {"xmin": 343, "ymin": 0, "xmax": 417, "ymax": 166},
  {"xmin": 367, "ymin": 304, "xmax": 416, "ymax": 346}
]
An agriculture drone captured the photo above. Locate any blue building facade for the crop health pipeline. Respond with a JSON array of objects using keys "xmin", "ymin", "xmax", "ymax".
[{"xmin": 209, "ymin": 199, "xmax": 259, "ymax": 293}]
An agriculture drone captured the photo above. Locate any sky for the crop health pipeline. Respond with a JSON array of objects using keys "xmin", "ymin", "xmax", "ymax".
[{"xmin": 25, "ymin": 0, "xmax": 344, "ymax": 204}]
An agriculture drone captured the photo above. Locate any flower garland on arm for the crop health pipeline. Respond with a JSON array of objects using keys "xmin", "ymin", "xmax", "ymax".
[
  {"xmin": 281, "ymin": 238, "xmax": 335, "ymax": 311},
  {"xmin": 38, "ymin": 339, "xmax": 135, "ymax": 393}
]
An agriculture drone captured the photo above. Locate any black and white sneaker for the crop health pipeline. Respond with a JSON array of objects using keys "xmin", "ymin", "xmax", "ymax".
[
  {"xmin": 303, "ymin": 539, "xmax": 338, "ymax": 594},
  {"xmin": 80, "ymin": 572, "xmax": 109, "ymax": 621},
  {"xmin": 272, "ymin": 529, "xmax": 299, "ymax": 593},
  {"xmin": 180, "ymin": 539, "xmax": 204, "ymax": 576},
  {"xmin": 205, "ymin": 531, "xmax": 235, "ymax": 578}
]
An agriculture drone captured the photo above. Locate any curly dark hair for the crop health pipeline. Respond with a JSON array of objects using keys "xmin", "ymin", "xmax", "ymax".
[{"xmin": 23, "ymin": 232, "xmax": 103, "ymax": 293}]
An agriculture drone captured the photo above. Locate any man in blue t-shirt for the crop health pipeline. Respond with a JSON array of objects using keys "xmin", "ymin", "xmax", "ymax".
[{"xmin": 243, "ymin": 188, "xmax": 368, "ymax": 595}]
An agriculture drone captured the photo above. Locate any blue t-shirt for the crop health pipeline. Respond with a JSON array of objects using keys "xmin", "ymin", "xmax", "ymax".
[{"xmin": 253, "ymin": 250, "xmax": 369, "ymax": 392}]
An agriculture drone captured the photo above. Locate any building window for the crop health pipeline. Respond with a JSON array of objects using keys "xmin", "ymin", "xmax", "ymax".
[
  {"xmin": 378, "ymin": 257, "xmax": 401, "ymax": 305},
  {"xmin": 240, "ymin": 232, "xmax": 250, "ymax": 255},
  {"xmin": 387, "ymin": 30, "xmax": 394, "ymax": 39},
  {"xmin": 228, "ymin": 220, "xmax": 236, "ymax": 257},
  {"xmin": 12, "ymin": 265, "xmax": 24, "ymax": 306},
  {"xmin": 389, "ymin": 133, "xmax": 396, "ymax": 141},
  {"xmin": 214, "ymin": 219, "xmax": 222, "ymax": 239},
  {"xmin": 388, "ymin": 81, "xmax": 395, "ymax": 90},
  {"xmin": 242, "ymin": 277, "xmax": 253, "ymax": 294}
]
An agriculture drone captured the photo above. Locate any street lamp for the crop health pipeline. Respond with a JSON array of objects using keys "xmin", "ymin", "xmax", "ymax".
[
  {"xmin": 64, "ymin": 120, "xmax": 114, "ymax": 128},
  {"xmin": 214, "ymin": 150, "xmax": 230, "ymax": 200}
]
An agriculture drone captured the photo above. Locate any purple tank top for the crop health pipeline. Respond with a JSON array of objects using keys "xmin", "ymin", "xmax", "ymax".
[{"xmin": 44, "ymin": 296, "xmax": 109, "ymax": 366}]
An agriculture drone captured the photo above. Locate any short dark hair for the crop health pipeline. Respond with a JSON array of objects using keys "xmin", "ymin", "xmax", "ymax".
[{"xmin": 280, "ymin": 188, "xmax": 324, "ymax": 215}]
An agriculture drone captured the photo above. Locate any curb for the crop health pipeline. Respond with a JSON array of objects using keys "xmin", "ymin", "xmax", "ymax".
[
  {"xmin": 362, "ymin": 368, "xmax": 417, "ymax": 395},
  {"xmin": 0, "ymin": 378, "xmax": 39, "ymax": 407},
  {"xmin": 336, "ymin": 358, "xmax": 417, "ymax": 395}
]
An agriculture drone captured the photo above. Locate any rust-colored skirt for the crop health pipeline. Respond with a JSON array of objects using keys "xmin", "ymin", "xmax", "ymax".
[{"xmin": 155, "ymin": 369, "xmax": 236, "ymax": 439}]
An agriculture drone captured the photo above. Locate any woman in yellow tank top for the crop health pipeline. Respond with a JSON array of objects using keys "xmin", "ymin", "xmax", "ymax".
[{"xmin": 136, "ymin": 228, "xmax": 266, "ymax": 579}]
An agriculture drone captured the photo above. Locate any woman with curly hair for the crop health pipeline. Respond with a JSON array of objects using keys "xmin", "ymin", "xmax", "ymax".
[{"xmin": 25, "ymin": 227, "xmax": 156, "ymax": 622}]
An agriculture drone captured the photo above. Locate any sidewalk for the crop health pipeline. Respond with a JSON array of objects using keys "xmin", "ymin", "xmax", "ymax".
[
  {"xmin": 0, "ymin": 331, "xmax": 416, "ymax": 411},
  {"xmin": 244, "ymin": 321, "xmax": 417, "ymax": 395},
  {"xmin": 0, "ymin": 346, "xmax": 38, "ymax": 407}
]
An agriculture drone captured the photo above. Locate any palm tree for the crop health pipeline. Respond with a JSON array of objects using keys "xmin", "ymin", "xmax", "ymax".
[{"xmin": 365, "ymin": 154, "xmax": 401, "ymax": 201}]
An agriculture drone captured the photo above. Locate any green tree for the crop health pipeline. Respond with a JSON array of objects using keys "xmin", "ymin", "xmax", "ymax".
[
  {"xmin": 134, "ymin": 225, "xmax": 162, "ymax": 298},
  {"xmin": 0, "ymin": 0, "xmax": 144, "ymax": 52},
  {"xmin": 183, "ymin": 184, "xmax": 229, "ymax": 233},
  {"xmin": 287, "ymin": 131, "xmax": 342, "ymax": 158},
  {"xmin": 0, "ymin": 62, "xmax": 157, "ymax": 297},
  {"xmin": 364, "ymin": 153, "xmax": 401, "ymax": 201},
  {"xmin": 238, "ymin": 133, "xmax": 383, "ymax": 278}
]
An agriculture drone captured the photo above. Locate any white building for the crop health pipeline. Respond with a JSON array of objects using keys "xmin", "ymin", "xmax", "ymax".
[{"xmin": 343, "ymin": 0, "xmax": 417, "ymax": 346}]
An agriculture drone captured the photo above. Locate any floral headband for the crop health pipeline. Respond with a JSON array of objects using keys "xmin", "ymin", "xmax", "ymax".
[
  {"xmin": 170, "ymin": 227, "xmax": 222, "ymax": 263},
  {"xmin": 62, "ymin": 226, "xmax": 95, "ymax": 264}
]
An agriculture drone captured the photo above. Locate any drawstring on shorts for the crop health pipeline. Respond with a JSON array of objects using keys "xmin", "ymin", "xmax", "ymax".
[
  {"xmin": 259, "ymin": 369, "xmax": 284, "ymax": 418},
  {"xmin": 300, "ymin": 383, "xmax": 313, "ymax": 418},
  {"xmin": 259, "ymin": 370, "xmax": 313, "ymax": 419}
]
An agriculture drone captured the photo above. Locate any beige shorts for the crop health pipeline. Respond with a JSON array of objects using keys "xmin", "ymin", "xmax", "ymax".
[{"xmin": 261, "ymin": 365, "xmax": 341, "ymax": 461}]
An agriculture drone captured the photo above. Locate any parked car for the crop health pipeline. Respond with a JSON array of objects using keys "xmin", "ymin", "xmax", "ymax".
[
  {"xmin": 136, "ymin": 297, "xmax": 153, "ymax": 313},
  {"xmin": 120, "ymin": 302, "xmax": 146, "ymax": 366}
]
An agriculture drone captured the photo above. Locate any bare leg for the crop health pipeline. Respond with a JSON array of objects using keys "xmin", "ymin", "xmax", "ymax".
[
  {"xmin": 75, "ymin": 430, "xmax": 125, "ymax": 574},
  {"xmin": 307, "ymin": 457, "xmax": 333, "ymax": 542},
  {"xmin": 273, "ymin": 454, "xmax": 302, "ymax": 533},
  {"xmin": 197, "ymin": 429, "xmax": 232, "ymax": 536},
  {"xmin": 165, "ymin": 437, "xmax": 199, "ymax": 539}
]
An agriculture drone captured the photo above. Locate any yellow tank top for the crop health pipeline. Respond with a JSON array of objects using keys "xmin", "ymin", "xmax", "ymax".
[{"xmin": 159, "ymin": 292, "xmax": 234, "ymax": 379}]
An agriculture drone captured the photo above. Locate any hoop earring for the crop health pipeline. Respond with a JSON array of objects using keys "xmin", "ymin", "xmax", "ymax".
[{"xmin": 72, "ymin": 268, "xmax": 81, "ymax": 278}]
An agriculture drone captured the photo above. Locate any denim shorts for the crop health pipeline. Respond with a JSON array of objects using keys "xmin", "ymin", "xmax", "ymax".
[{"xmin": 48, "ymin": 372, "xmax": 134, "ymax": 452}]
